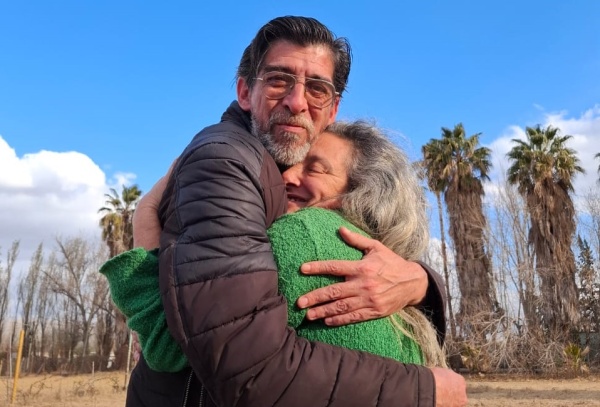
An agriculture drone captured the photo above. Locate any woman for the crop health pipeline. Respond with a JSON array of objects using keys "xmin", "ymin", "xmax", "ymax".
[{"xmin": 100, "ymin": 121, "xmax": 445, "ymax": 372}]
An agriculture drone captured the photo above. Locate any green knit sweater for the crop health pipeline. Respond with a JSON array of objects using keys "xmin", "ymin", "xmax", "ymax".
[{"xmin": 100, "ymin": 208, "xmax": 423, "ymax": 372}]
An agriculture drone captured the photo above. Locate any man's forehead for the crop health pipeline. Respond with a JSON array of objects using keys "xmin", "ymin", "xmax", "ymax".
[{"xmin": 259, "ymin": 41, "xmax": 335, "ymax": 80}]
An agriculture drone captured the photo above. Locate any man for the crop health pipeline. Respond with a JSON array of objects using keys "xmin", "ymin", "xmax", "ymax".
[{"xmin": 130, "ymin": 16, "xmax": 467, "ymax": 407}]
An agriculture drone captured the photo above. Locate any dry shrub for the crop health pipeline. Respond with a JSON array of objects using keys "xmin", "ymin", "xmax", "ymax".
[
  {"xmin": 71, "ymin": 377, "xmax": 100, "ymax": 398},
  {"xmin": 15, "ymin": 376, "xmax": 51, "ymax": 404},
  {"xmin": 446, "ymin": 310, "xmax": 594, "ymax": 376},
  {"xmin": 563, "ymin": 343, "xmax": 591, "ymax": 377}
]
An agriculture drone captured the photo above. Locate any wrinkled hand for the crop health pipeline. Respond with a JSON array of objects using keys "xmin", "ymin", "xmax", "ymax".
[
  {"xmin": 132, "ymin": 159, "xmax": 177, "ymax": 249},
  {"xmin": 431, "ymin": 367, "xmax": 468, "ymax": 407},
  {"xmin": 297, "ymin": 226, "xmax": 429, "ymax": 326}
]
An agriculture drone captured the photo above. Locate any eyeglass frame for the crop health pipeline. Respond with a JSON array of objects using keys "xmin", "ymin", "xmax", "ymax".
[{"xmin": 253, "ymin": 71, "xmax": 339, "ymax": 109}]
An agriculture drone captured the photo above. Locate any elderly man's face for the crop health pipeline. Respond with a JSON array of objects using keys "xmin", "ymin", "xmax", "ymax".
[{"xmin": 237, "ymin": 40, "xmax": 340, "ymax": 166}]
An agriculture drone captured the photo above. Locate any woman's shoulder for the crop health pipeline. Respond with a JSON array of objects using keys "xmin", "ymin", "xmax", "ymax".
[
  {"xmin": 267, "ymin": 208, "xmax": 368, "ymax": 265},
  {"xmin": 270, "ymin": 207, "xmax": 367, "ymax": 237}
]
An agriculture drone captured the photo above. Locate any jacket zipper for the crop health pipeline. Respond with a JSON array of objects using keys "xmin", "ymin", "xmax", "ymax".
[
  {"xmin": 182, "ymin": 369, "xmax": 206, "ymax": 407},
  {"xmin": 182, "ymin": 369, "xmax": 194, "ymax": 407},
  {"xmin": 199, "ymin": 384, "xmax": 205, "ymax": 407}
]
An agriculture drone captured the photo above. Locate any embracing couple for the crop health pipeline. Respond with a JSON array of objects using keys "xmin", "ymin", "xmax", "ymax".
[{"xmin": 102, "ymin": 15, "xmax": 468, "ymax": 407}]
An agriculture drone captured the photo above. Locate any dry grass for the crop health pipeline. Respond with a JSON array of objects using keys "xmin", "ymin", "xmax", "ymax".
[
  {"xmin": 1, "ymin": 372, "xmax": 127, "ymax": 407},
  {"xmin": 2, "ymin": 373, "xmax": 600, "ymax": 406}
]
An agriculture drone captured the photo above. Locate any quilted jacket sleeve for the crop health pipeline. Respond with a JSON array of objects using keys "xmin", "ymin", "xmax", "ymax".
[
  {"xmin": 158, "ymin": 137, "xmax": 436, "ymax": 407},
  {"xmin": 416, "ymin": 261, "xmax": 448, "ymax": 345}
]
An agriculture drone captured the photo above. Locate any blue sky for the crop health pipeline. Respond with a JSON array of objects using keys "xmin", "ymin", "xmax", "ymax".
[{"xmin": 1, "ymin": 1, "xmax": 599, "ymax": 265}]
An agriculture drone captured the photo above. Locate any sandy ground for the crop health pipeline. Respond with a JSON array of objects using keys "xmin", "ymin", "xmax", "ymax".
[
  {"xmin": 468, "ymin": 374, "xmax": 600, "ymax": 406},
  {"xmin": 1, "ymin": 372, "xmax": 600, "ymax": 406},
  {"xmin": 1, "ymin": 372, "xmax": 128, "ymax": 407}
]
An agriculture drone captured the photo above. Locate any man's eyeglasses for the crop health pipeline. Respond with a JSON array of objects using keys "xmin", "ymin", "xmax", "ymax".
[{"xmin": 254, "ymin": 71, "xmax": 338, "ymax": 109}]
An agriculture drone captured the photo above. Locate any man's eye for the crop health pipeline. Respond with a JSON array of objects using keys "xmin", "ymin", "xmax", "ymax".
[
  {"xmin": 266, "ymin": 75, "xmax": 291, "ymax": 87},
  {"xmin": 307, "ymin": 81, "xmax": 330, "ymax": 97}
]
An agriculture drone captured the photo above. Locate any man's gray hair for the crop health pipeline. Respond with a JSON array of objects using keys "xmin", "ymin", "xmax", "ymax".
[
  {"xmin": 237, "ymin": 16, "xmax": 352, "ymax": 95},
  {"xmin": 326, "ymin": 121, "xmax": 429, "ymax": 261}
]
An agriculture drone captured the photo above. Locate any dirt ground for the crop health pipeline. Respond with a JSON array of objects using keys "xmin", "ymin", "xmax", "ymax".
[
  {"xmin": 467, "ymin": 374, "xmax": 600, "ymax": 406},
  {"xmin": 1, "ymin": 372, "xmax": 600, "ymax": 406},
  {"xmin": 1, "ymin": 372, "xmax": 128, "ymax": 407}
]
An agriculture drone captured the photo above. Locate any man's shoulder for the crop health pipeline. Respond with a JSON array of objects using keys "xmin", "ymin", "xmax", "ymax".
[
  {"xmin": 184, "ymin": 101, "xmax": 260, "ymax": 154},
  {"xmin": 177, "ymin": 119, "xmax": 265, "ymax": 172},
  {"xmin": 189, "ymin": 120, "xmax": 260, "ymax": 152}
]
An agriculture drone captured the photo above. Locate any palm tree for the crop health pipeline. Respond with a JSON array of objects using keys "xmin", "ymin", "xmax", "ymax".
[
  {"xmin": 98, "ymin": 185, "xmax": 142, "ymax": 257},
  {"xmin": 422, "ymin": 124, "xmax": 498, "ymax": 332},
  {"xmin": 507, "ymin": 124, "xmax": 584, "ymax": 338},
  {"xmin": 418, "ymin": 148, "xmax": 456, "ymax": 338},
  {"xmin": 98, "ymin": 184, "xmax": 142, "ymax": 368}
]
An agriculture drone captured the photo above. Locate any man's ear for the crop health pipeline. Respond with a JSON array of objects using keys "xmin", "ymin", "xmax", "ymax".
[
  {"xmin": 237, "ymin": 77, "xmax": 252, "ymax": 111},
  {"xmin": 327, "ymin": 96, "xmax": 340, "ymax": 125}
]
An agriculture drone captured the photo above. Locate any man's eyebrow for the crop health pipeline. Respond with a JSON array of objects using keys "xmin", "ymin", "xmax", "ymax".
[
  {"xmin": 262, "ymin": 65, "xmax": 333, "ymax": 82},
  {"xmin": 262, "ymin": 65, "xmax": 294, "ymax": 74}
]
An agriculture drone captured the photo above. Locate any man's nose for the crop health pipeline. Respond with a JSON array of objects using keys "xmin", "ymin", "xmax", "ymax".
[{"xmin": 282, "ymin": 82, "xmax": 309, "ymax": 114}]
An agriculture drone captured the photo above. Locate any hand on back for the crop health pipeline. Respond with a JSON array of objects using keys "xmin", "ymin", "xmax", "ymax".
[{"xmin": 297, "ymin": 226, "xmax": 428, "ymax": 326}]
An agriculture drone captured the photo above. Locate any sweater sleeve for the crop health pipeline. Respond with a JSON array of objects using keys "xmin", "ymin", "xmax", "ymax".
[
  {"xmin": 159, "ymin": 139, "xmax": 436, "ymax": 407},
  {"xmin": 99, "ymin": 248, "xmax": 188, "ymax": 372}
]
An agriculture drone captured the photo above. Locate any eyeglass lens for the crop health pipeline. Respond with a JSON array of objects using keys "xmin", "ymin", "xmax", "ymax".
[{"xmin": 259, "ymin": 72, "xmax": 335, "ymax": 108}]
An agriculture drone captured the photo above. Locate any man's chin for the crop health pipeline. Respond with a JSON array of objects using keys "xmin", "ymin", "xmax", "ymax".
[
  {"xmin": 266, "ymin": 140, "xmax": 311, "ymax": 167},
  {"xmin": 271, "ymin": 129, "xmax": 305, "ymax": 145}
]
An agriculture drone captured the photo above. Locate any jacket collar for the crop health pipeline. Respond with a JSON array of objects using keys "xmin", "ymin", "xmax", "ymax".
[{"xmin": 220, "ymin": 101, "xmax": 253, "ymax": 132}]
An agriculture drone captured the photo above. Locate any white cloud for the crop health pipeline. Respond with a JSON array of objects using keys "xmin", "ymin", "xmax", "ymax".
[
  {"xmin": 544, "ymin": 106, "xmax": 600, "ymax": 194},
  {"xmin": 0, "ymin": 135, "xmax": 130, "ymax": 275},
  {"xmin": 486, "ymin": 105, "xmax": 600, "ymax": 208}
]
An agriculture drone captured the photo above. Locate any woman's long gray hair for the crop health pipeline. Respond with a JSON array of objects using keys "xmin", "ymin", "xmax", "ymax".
[
  {"xmin": 325, "ymin": 120, "xmax": 446, "ymax": 367},
  {"xmin": 326, "ymin": 121, "xmax": 428, "ymax": 261}
]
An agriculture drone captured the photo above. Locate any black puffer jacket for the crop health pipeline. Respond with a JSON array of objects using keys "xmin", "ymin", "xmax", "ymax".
[{"xmin": 127, "ymin": 101, "xmax": 444, "ymax": 407}]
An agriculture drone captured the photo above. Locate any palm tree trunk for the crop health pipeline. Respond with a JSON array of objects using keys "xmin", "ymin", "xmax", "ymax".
[{"xmin": 436, "ymin": 192, "xmax": 456, "ymax": 338}]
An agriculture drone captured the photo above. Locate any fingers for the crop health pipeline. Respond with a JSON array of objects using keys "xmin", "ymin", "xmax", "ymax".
[
  {"xmin": 300, "ymin": 228, "xmax": 385, "ymax": 276},
  {"xmin": 323, "ymin": 310, "xmax": 375, "ymax": 327},
  {"xmin": 301, "ymin": 297, "xmax": 379, "ymax": 327},
  {"xmin": 431, "ymin": 367, "xmax": 468, "ymax": 407},
  {"xmin": 303, "ymin": 295, "xmax": 362, "ymax": 320},
  {"xmin": 296, "ymin": 280, "xmax": 391, "ymax": 327},
  {"xmin": 300, "ymin": 259, "xmax": 359, "ymax": 277},
  {"xmin": 297, "ymin": 281, "xmax": 357, "ymax": 309},
  {"xmin": 337, "ymin": 227, "xmax": 378, "ymax": 252}
]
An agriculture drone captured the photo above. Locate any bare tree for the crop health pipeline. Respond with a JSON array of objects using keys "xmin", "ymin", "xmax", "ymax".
[
  {"xmin": 17, "ymin": 244, "xmax": 43, "ymax": 369},
  {"xmin": 34, "ymin": 268, "xmax": 54, "ymax": 373},
  {"xmin": 489, "ymin": 182, "xmax": 539, "ymax": 335},
  {"xmin": 576, "ymin": 236, "xmax": 599, "ymax": 336},
  {"xmin": 44, "ymin": 236, "xmax": 108, "ymax": 373},
  {"xmin": 581, "ymin": 189, "xmax": 600, "ymax": 261},
  {"xmin": 0, "ymin": 240, "xmax": 19, "ymax": 348},
  {"xmin": 93, "ymin": 266, "xmax": 113, "ymax": 369}
]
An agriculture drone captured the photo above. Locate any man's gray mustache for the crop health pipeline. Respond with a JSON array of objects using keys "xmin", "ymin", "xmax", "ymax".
[{"xmin": 269, "ymin": 113, "xmax": 313, "ymax": 132}]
